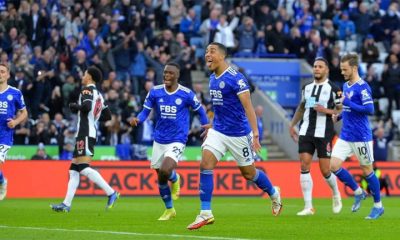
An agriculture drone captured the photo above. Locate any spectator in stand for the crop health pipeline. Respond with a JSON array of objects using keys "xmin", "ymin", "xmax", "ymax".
[
  {"xmin": 287, "ymin": 26, "xmax": 306, "ymax": 58},
  {"xmin": 294, "ymin": 1, "xmax": 315, "ymax": 36},
  {"xmin": 59, "ymin": 127, "xmax": 76, "ymax": 160},
  {"xmin": 320, "ymin": 19, "xmax": 337, "ymax": 44},
  {"xmin": 200, "ymin": 9, "xmax": 220, "ymax": 45},
  {"xmin": 130, "ymin": 41, "xmax": 147, "ymax": 95},
  {"xmin": 31, "ymin": 143, "xmax": 52, "ymax": 160},
  {"xmin": 333, "ymin": 11, "xmax": 355, "ymax": 41},
  {"xmin": 24, "ymin": 3, "xmax": 47, "ymax": 48},
  {"xmin": 382, "ymin": 54, "xmax": 400, "ymax": 118},
  {"xmin": 373, "ymin": 125, "xmax": 394, "ymax": 162},
  {"xmin": 13, "ymin": 118, "xmax": 31, "ymax": 145},
  {"xmin": 361, "ymin": 35, "xmax": 380, "ymax": 66},
  {"xmin": 236, "ymin": 16, "xmax": 257, "ymax": 57},
  {"xmin": 350, "ymin": 2, "xmax": 372, "ymax": 50},
  {"xmin": 381, "ymin": 3, "xmax": 400, "ymax": 51},
  {"xmin": 168, "ymin": 0, "xmax": 186, "ymax": 33},
  {"xmin": 266, "ymin": 21, "xmax": 289, "ymax": 54},
  {"xmin": 214, "ymin": 13, "xmax": 239, "ymax": 55},
  {"xmin": 254, "ymin": 3, "xmax": 274, "ymax": 31},
  {"xmin": 180, "ymin": 8, "xmax": 201, "ymax": 40}
]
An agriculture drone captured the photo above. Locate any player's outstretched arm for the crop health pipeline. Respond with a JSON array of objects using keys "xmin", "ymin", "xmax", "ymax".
[
  {"xmin": 238, "ymin": 91, "xmax": 261, "ymax": 153},
  {"xmin": 130, "ymin": 107, "xmax": 151, "ymax": 127},
  {"xmin": 195, "ymin": 105, "xmax": 211, "ymax": 140},
  {"xmin": 7, "ymin": 108, "xmax": 28, "ymax": 129}
]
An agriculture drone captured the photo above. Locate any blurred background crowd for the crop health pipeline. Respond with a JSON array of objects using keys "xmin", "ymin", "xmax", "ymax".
[{"xmin": 0, "ymin": 0, "xmax": 399, "ymax": 160}]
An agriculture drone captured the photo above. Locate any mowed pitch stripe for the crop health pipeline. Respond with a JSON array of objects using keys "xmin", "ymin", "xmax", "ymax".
[{"xmin": 0, "ymin": 225, "xmax": 260, "ymax": 240}]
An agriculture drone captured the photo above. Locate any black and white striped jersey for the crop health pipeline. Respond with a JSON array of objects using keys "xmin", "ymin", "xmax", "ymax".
[
  {"xmin": 299, "ymin": 79, "xmax": 341, "ymax": 138},
  {"xmin": 76, "ymin": 84, "xmax": 105, "ymax": 138}
]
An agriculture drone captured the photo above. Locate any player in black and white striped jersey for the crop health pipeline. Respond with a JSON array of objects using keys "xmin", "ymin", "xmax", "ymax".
[
  {"xmin": 51, "ymin": 66, "xmax": 119, "ymax": 212},
  {"xmin": 289, "ymin": 57, "xmax": 343, "ymax": 216}
]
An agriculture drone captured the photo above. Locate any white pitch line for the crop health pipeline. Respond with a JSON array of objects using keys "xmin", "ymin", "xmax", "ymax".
[{"xmin": 0, "ymin": 225, "xmax": 259, "ymax": 240}]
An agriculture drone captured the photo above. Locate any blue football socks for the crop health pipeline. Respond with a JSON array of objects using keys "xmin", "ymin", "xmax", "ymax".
[
  {"xmin": 200, "ymin": 169, "xmax": 214, "ymax": 210},
  {"xmin": 158, "ymin": 183, "xmax": 173, "ymax": 209},
  {"xmin": 0, "ymin": 171, "xmax": 4, "ymax": 184},
  {"xmin": 333, "ymin": 167, "xmax": 359, "ymax": 191},
  {"xmin": 253, "ymin": 169, "xmax": 275, "ymax": 196},
  {"xmin": 169, "ymin": 170, "xmax": 178, "ymax": 183},
  {"xmin": 366, "ymin": 172, "xmax": 381, "ymax": 203}
]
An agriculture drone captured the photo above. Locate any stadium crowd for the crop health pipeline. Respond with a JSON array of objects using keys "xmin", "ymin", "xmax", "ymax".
[{"xmin": 0, "ymin": 0, "xmax": 399, "ymax": 159}]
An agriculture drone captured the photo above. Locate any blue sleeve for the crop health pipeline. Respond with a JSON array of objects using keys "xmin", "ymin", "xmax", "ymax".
[
  {"xmin": 137, "ymin": 108, "xmax": 151, "ymax": 123},
  {"xmin": 15, "ymin": 90, "xmax": 26, "ymax": 110},
  {"xmin": 143, "ymin": 89, "xmax": 155, "ymax": 110},
  {"xmin": 342, "ymin": 98, "xmax": 374, "ymax": 114},
  {"xmin": 188, "ymin": 91, "xmax": 202, "ymax": 111},
  {"xmin": 196, "ymin": 105, "xmax": 209, "ymax": 126},
  {"xmin": 232, "ymin": 74, "xmax": 250, "ymax": 95}
]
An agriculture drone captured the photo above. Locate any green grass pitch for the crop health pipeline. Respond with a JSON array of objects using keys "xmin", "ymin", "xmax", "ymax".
[{"xmin": 1, "ymin": 197, "xmax": 399, "ymax": 240}]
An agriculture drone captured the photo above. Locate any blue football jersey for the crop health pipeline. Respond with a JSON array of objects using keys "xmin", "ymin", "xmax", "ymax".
[
  {"xmin": 340, "ymin": 79, "xmax": 373, "ymax": 142},
  {"xmin": 209, "ymin": 66, "xmax": 251, "ymax": 136},
  {"xmin": 0, "ymin": 86, "xmax": 26, "ymax": 146},
  {"xmin": 143, "ymin": 84, "xmax": 202, "ymax": 144}
]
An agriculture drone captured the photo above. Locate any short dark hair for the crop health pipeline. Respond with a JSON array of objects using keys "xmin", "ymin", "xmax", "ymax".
[
  {"xmin": 166, "ymin": 62, "xmax": 181, "ymax": 70},
  {"xmin": 340, "ymin": 53, "xmax": 359, "ymax": 67},
  {"xmin": 209, "ymin": 42, "xmax": 227, "ymax": 58},
  {"xmin": 0, "ymin": 63, "xmax": 10, "ymax": 72},
  {"xmin": 87, "ymin": 66, "xmax": 102, "ymax": 83},
  {"xmin": 314, "ymin": 57, "xmax": 329, "ymax": 67}
]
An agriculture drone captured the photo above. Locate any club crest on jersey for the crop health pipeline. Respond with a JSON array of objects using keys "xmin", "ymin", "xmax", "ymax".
[
  {"xmin": 219, "ymin": 81, "xmax": 225, "ymax": 89},
  {"xmin": 175, "ymin": 98, "xmax": 182, "ymax": 105},
  {"xmin": 82, "ymin": 89, "xmax": 92, "ymax": 95},
  {"xmin": 347, "ymin": 91, "xmax": 353, "ymax": 99},
  {"xmin": 7, "ymin": 94, "xmax": 13, "ymax": 101},
  {"xmin": 361, "ymin": 89, "xmax": 370, "ymax": 100}
]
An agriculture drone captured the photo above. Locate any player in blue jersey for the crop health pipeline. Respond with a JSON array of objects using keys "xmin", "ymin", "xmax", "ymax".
[
  {"xmin": 331, "ymin": 53, "xmax": 384, "ymax": 219},
  {"xmin": 130, "ymin": 62, "xmax": 208, "ymax": 220},
  {"xmin": 187, "ymin": 42, "xmax": 282, "ymax": 230},
  {"xmin": 0, "ymin": 63, "xmax": 28, "ymax": 200}
]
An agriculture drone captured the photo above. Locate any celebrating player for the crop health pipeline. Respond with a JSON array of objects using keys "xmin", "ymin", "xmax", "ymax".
[
  {"xmin": 130, "ymin": 62, "xmax": 208, "ymax": 220},
  {"xmin": 187, "ymin": 43, "xmax": 282, "ymax": 230},
  {"xmin": 289, "ymin": 57, "xmax": 342, "ymax": 215},
  {"xmin": 51, "ymin": 66, "xmax": 119, "ymax": 212},
  {"xmin": 331, "ymin": 53, "xmax": 384, "ymax": 219},
  {"xmin": 0, "ymin": 63, "xmax": 28, "ymax": 200}
]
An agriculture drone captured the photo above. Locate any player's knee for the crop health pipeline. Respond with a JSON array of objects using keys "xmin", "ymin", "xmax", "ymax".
[
  {"xmin": 330, "ymin": 160, "xmax": 341, "ymax": 172},
  {"xmin": 200, "ymin": 159, "xmax": 215, "ymax": 170},
  {"xmin": 242, "ymin": 172, "xmax": 254, "ymax": 181}
]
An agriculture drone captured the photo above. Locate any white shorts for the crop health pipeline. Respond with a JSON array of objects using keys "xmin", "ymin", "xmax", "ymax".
[
  {"xmin": 331, "ymin": 138, "xmax": 374, "ymax": 165},
  {"xmin": 0, "ymin": 145, "xmax": 11, "ymax": 163},
  {"xmin": 202, "ymin": 128, "xmax": 254, "ymax": 166},
  {"xmin": 151, "ymin": 141, "xmax": 185, "ymax": 169}
]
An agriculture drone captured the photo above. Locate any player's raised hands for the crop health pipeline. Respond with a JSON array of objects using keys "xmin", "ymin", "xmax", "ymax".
[
  {"xmin": 289, "ymin": 126, "xmax": 299, "ymax": 142},
  {"xmin": 200, "ymin": 123, "xmax": 212, "ymax": 140},
  {"xmin": 129, "ymin": 117, "xmax": 140, "ymax": 127}
]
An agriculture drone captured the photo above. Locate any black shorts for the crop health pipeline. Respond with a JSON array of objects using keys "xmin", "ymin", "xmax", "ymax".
[
  {"xmin": 298, "ymin": 135, "xmax": 333, "ymax": 158},
  {"xmin": 73, "ymin": 137, "xmax": 96, "ymax": 158}
]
